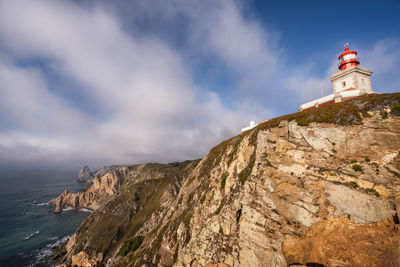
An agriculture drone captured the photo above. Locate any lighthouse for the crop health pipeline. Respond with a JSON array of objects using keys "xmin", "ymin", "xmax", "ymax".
[
  {"xmin": 338, "ymin": 45, "xmax": 360, "ymax": 70},
  {"xmin": 330, "ymin": 44, "xmax": 373, "ymax": 103},
  {"xmin": 299, "ymin": 44, "xmax": 374, "ymax": 111}
]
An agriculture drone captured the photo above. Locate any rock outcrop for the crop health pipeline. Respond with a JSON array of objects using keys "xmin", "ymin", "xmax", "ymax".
[
  {"xmin": 71, "ymin": 251, "xmax": 99, "ymax": 267},
  {"xmin": 50, "ymin": 167, "xmax": 130, "ymax": 212},
  {"xmin": 77, "ymin": 166, "xmax": 93, "ymax": 182},
  {"xmin": 77, "ymin": 165, "xmax": 128, "ymax": 183},
  {"xmin": 94, "ymin": 165, "xmax": 127, "ymax": 179},
  {"xmin": 282, "ymin": 216, "xmax": 400, "ymax": 267},
  {"xmin": 52, "ymin": 161, "xmax": 200, "ymax": 264},
  {"xmin": 52, "ymin": 93, "xmax": 400, "ymax": 267}
]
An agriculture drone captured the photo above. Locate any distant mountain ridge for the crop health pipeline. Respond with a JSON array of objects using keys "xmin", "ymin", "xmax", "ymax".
[{"xmin": 51, "ymin": 93, "xmax": 400, "ymax": 267}]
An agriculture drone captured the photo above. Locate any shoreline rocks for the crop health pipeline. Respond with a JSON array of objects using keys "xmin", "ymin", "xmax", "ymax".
[{"xmin": 49, "ymin": 167, "xmax": 129, "ymax": 213}]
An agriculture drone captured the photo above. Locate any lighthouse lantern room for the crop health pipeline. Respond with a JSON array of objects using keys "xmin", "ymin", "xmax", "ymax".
[{"xmin": 299, "ymin": 44, "xmax": 374, "ymax": 111}]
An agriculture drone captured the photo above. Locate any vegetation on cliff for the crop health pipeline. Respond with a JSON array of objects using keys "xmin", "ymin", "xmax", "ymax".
[{"xmin": 52, "ymin": 92, "xmax": 400, "ymax": 267}]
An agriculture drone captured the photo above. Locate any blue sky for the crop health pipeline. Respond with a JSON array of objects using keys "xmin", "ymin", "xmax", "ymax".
[{"xmin": 0, "ymin": 0, "xmax": 399, "ymax": 168}]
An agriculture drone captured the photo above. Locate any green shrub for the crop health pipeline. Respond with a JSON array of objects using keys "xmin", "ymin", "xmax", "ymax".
[
  {"xmin": 365, "ymin": 188, "xmax": 380, "ymax": 197},
  {"xmin": 365, "ymin": 157, "xmax": 371, "ymax": 162},
  {"xmin": 183, "ymin": 212, "xmax": 193, "ymax": 226},
  {"xmin": 296, "ymin": 117, "xmax": 310, "ymax": 126},
  {"xmin": 381, "ymin": 111, "xmax": 388, "ymax": 119},
  {"xmin": 239, "ymin": 154, "xmax": 256, "ymax": 185},
  {"xmin": 271, "ymin": 209, "xmax": 279, "ymax": 215},
  {"xmin": 118, "ymin": 235, "xmax": 144, "ymax": 256},
  {"xmin": 187, "ymin": 191, "xmax": 195, "ymax": 205},
  {"xmin": 351, "ymin": 159, "xmax": 357, "ymax": 163},
  {"xmin": 220, "ymin": 172, "xmax": 228, "ymax": 189},
  {"xmin": 391, "ymin": 103, "xmax": 400, "ymax": 116},
  {"xmin": 348, "ymin": 181, "xmax": 359, "ymax": 189},
  {"xmin": 352, "ymin": 164, "xmax": 363, "ymax": 172},
  {"xmin": 315, "ymin": 115, "xmax": 330, "ymax": 123},
  {"xmin": 332, "ymin": 148, "xmax": 337, "ymax": 153}
]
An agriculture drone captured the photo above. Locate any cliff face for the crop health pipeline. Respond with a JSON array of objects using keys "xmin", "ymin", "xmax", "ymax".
[
  {"xmin": 77, "ymin": 166, "xmax": 93, "ymax": 182},
  {"xmin": 54, "ymin": 93, "xmax": 400, "ymax": 267},
  {"xmin": 49, "ymin": 167, "xmax": 130, "ymax": 212}
]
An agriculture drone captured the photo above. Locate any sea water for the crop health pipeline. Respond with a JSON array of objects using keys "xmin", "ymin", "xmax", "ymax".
[{"xmin": 0, "ymin": 168, "xmax": 90, "ymax": 266}]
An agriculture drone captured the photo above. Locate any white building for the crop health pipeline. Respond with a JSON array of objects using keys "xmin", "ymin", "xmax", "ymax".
[
  {"xmin": 299, "ymin": 45, "xmax": 374, "ymax": 111},
  {"xmin": 241, "ymin": 119, "xmax": 269, "ymax": 132}
]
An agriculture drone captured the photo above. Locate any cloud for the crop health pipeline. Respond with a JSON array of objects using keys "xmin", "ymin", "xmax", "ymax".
[
  {"xmin": 0, "ymin": 0, "xmax": 258, "ymax": 168},
  {"xmin": 190, "ymin": 1, "xmax": 278, "ymax": 72},
  {"xmin": 358, "ymin": 40, "xmax": 400, "ymax": 93},
  {"xmin": 0, "ymin": 0, "xmax": 398, "ymax": 169},
  {"xmin": 184, "ymin": 0, "xmax": 282, "ymax": 101},
  {"xmin": 283, "ymin": 39, "xmax": 400, "ymax": 108},
  {"xmin": 0, "ymin": 56, "xmax": 89, "ymax": 133}
]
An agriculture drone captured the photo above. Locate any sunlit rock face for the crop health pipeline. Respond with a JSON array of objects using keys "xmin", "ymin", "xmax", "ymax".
[
  {"xmin": 53, "ymin": 93, "xmax": 400, "ymax": 267},
  {"xmin": 49, "ymin": 167, "xmax": 130, "ymax": 212}
]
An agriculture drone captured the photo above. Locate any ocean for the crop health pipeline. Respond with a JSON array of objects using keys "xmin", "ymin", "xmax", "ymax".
[{"xmin": 0, "ymin": 168, "xmax": 90, "ymax": 266}]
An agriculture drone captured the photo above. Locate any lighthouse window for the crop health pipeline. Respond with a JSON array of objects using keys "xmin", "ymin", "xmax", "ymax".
[
  {"xmin": 342, "ymin": 81, "xmax": 346, "ymax": 87},
  {"xmin": 362, "ymin": 79, "xmax": 365, "ymax": 85}
]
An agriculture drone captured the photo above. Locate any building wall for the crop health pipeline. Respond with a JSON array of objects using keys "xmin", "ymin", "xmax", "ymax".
[
  {"xmin": 355, "ymin": 72, "xmax": 372, "ymax": 93},
  {"xmin": 333, "ymin": 75, "xmax": 355, "ymax": 93},
  {"xmin": 299, "ymin": 66, "xmax": 373, "ymax": 111}
]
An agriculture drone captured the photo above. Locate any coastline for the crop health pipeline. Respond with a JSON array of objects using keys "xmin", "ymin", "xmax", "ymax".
[{"xmin": 0, "ymin": 169, "xmax": 89, "ymax": 266}]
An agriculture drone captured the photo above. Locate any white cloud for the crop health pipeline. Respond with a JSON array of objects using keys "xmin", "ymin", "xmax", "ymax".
[
  {"xmin": 185, "ymin": 0, "xmax": 280, "ymax": 97},
  {"xmin": 0, "ymin": 0, "xmax": 398, "ymax": 169},
  {"xmin": 283, "ymin": 39, "xmax": 400, "ymax": 107},
  {"xmin": 192, "ymin": 1, "xmax": 278, "ymax": 72},
  {"xmin": 0, "ymin": 56, "xmax": 89, "ymax": 134},
  {"xmin": 0, "ymin": 0, "xmax": 257, "ymax": 168},
  {"xmin": 358, "ymin": 40, "xmax": 400, "ymax": 93}
]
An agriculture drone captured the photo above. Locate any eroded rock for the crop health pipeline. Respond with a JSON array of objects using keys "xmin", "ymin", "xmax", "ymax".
[
  {"xmin": 325, "ymin": 183, "xmax": 395, "ymax": 223},
  {"xmin": 71, "ymin": 251, "xmax": 98, "ymax": 267},
  {"xmin": 282, "ymin": 217, "xmax": 400, "ymax": 267},
  {"xmin": 52, "ymin": 94, "xmax": 400, "ymax": 267}
]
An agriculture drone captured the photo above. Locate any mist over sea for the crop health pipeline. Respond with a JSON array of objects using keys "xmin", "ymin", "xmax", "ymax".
[{"xmin": 0, "ymin": 168, "xmax": 89, "ymax": 266}]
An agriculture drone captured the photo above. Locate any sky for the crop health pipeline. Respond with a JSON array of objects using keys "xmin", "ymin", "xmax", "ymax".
[{"xmin": 0, "ymin": 0, "xmax": 399, "ymax": 169}]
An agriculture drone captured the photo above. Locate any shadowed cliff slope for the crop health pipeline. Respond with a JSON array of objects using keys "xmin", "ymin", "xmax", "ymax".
[{"xmin": 53, "ymin": 93, "xmax": 400, "ymax": 267}]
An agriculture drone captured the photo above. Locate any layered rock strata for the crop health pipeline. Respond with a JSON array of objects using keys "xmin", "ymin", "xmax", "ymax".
[
  {"xmin": 50, "ymin": 167, "xmax": 129, "ymax": 212},
  {"xmin": 53, "ymin": 93, "xmax": 400, "ymax": 267}
]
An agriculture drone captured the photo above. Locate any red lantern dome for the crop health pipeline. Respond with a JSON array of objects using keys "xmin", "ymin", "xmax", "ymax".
[{"xmin": 338, "ymin": 44, "xmax": 359, "ymax": 71}]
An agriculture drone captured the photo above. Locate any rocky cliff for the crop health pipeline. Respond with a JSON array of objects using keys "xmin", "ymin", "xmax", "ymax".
[
  {"xmin": 77, "ymin": 166, "xmax": 93, "ymax": 182},
  {"xmin": 50, "ymin": 167, "xmax": 130, "ymax": 212},
  {"xmin": 53, "ymin": 93, "xmax": 400, "ymax": 267},
  {"xmin": 77, "ymin": 165, "xmax": 128, "ymax": 182}
]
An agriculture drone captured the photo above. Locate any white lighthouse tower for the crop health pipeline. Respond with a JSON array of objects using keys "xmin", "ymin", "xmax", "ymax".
[{"xmin": 299, "ymin": 44, "xmax": 374, "ymax": 111}]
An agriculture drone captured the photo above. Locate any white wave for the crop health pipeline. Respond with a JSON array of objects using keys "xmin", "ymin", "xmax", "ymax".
[
  {"xmin": 79, "ymin": 208, "xmax": 93, "ymax": 213},
  {"xmin": 62, "ymin": 206, "xmax": 73, "ymax": 212},
  {"xmin": 36, "ymin": 202, "xmax": 49, "ymax": 206},
  {"xmin": 47, "ymin": 236, "xmax": 59, "ymax": 241},
  {"xmin": 27, "ymin": 235, "xmax": 71, "ymax": 267},
  {"xmin": 28, "ymin": 200, "xmax": 49, "ymax": 206},
  {"xmin": 24, "ymin": 230, "xmax": 40, "ymax": 240}
]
